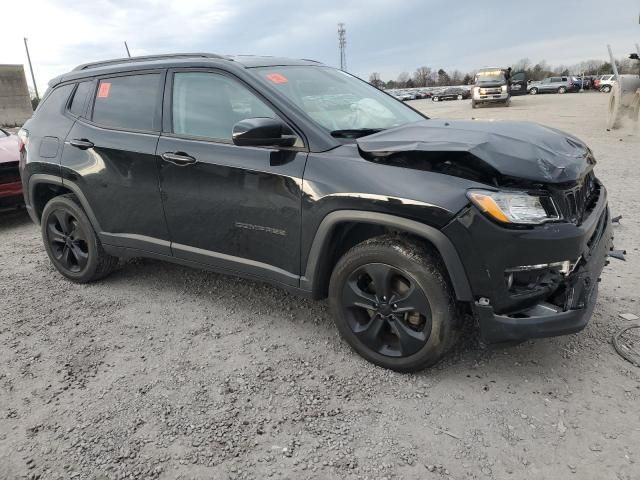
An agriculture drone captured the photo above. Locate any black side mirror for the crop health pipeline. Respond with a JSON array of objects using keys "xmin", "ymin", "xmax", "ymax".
[{"xmin": 232, "ymin": 118, "xmax": 297, "ymax": 148}]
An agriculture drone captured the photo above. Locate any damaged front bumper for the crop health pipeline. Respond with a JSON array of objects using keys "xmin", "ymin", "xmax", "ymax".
[{"xmin": 443, "ymin": 183, "xmax": 612, "ymax": 343}]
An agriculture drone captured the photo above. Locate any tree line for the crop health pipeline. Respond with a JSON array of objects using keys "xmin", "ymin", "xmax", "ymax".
[{"xmin": 369, "ymin": 57, "xmax": 639, "ymax": 89}]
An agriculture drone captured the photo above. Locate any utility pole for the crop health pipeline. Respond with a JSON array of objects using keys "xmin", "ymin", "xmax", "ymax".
[
  {"xmin": 124, "ymin": 41, "xmax": 131, "ymax": 58},
  {"xmin": 338, "ymin": 23, "xmax": 347, "ymax": 71},
  {"xmin": 23, "ymin": 37, "xmax": 39, "ymax": 100}
]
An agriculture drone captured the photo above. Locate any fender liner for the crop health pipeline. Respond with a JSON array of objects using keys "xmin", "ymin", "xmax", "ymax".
[
  {"xmin": 27, "ymin": 174, "xmax": 103, "ymax": 232},
  {"xmin": 300, "ymin": 210, "xmax": 473, "ymax": 301}
]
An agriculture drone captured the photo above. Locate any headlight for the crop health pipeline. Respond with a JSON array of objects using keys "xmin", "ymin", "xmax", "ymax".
[
  {"xmin": 467, "ymin": 190, "xmax": 560, "ymax": 225},
  {"xmin": 479, "ymin": 88, "xmax": 486, "ymax": 95},
  {"xmin": 501, "ymin": 85, "xmax": 508, "ymax": 93}
]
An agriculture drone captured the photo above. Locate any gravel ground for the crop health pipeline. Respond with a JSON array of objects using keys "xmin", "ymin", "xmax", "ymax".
[{"xmin": 1, "ymin": 92, "xmax": 639, "ymax": 480}]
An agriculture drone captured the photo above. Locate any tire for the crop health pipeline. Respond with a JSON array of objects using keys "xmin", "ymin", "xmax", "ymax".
[
  {"xmin": 41, "ymin": 194, "xmax": 118, "ymax": 283},
  {"xmin": 558, "ymin": 86, "xmax": 567, "ymax": 94},
  {"xmin": 328, "ymin": 235, "xmax": 459, "ymax": 372},
  {"xmin": 432, "ymin": 96, "xmax": 439, "ymax": 102},
  {"xmin": 601, "ymin": 85, "xmax": 611, "ymax": 93},
  {"xmin": 457, "ymin": 95, "xmax": 463, "ymax": 100},
  {"xmin": 529, "ymin": 87, "xmax": 538, "ymax": 95}
]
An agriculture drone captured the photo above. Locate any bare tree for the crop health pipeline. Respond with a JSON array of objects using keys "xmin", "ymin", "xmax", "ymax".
[
  {"xmin": 413, "ymin": 66, "xmax": 431, "ymax": 87},
  {"xmin": 397, "ymin": 72, "xmax": 410, "ymax": 87},
  {"xmin": 369, "ymin": 72, "xmax": 384, "ymax": 89}
]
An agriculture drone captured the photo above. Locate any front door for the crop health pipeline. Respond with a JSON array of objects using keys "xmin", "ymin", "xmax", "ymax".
[
  {"xmin": 157, "ymin": 70, "xmax": 307, "ymax": 286},
  {"xmin": 509, "ymin": 71, "xmax": 527, "ymax": 96}
]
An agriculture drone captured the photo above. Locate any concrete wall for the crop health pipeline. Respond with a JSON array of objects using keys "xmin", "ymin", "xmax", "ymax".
[{"xmin": 0, "ymin": 65, "xmax": 33, "ymax": 127}]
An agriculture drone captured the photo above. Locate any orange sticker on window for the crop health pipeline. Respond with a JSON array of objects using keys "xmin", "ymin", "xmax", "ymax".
[
  {"xmin": 97, "ymin": 82, "xmax": 111, "ymax": 98},
  {"xmin": 266, "ymin": 73, "xmax": 288, "ymax": 84}
]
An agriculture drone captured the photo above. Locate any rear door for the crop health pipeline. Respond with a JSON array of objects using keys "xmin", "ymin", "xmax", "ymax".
[
  {"xmin": 156, "ymin": 69, "xmax": 307, "ymax": 286},
  {"xmin": 509, "ymin": 71, "xmax": 527, "ymax": 95},
  {"xmin": 61, "ymin": 71, "xmax": 170, "ymax": 255}
]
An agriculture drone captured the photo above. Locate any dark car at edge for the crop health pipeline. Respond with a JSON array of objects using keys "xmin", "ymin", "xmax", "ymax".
[
  {"xmin": 0, "ymin": 127, "xmax": 23, "ymax": 210},
  {"xmin": 19, "ymin": 53, "xmax": 613, "ymax": 371}
]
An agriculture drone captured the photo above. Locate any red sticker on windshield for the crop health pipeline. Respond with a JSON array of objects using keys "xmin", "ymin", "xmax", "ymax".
[
  {"xmin": 97, "ymin": 82, "xmax": 111, "ymax": 98},
  {"xmin": 266, "ymin": 73, "xmax": 288, "ymax": 84}
]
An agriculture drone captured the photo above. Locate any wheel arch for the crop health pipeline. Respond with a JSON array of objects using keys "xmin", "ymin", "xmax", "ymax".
[
  {"xmin": 301, "ymin": 210, "xmax": 473, "ymax": 302},
  {"xmin": 28, "ymin": 174, "xmax": 102, "ymax": 232}
]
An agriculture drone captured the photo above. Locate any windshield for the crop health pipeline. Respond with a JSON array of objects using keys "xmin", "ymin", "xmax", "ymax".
[
  {"xmin": 252, "ymin": 66, "xmax": 424, "ymax": 136},
  {"xmin": 475, "ymin": 70, "xmax": 506, "ymax": 83}
]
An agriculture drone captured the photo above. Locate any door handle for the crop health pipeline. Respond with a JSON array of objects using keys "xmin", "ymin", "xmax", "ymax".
[
  {"xmin": 69, "ymin": 138, "xmax": 94, "ymax": 150},
  {"xmin": 161, "ymin": 152, "xmax": 197, "ymax": 166}
]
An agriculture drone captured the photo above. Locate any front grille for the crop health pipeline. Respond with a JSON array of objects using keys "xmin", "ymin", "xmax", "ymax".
[
  {"xmin": 551, "ymin": 170, "xmax": 599, "ymax": 224},
  {"xmin": 0, "ymin": 161, "xmax": 20, "ymax": 184}
]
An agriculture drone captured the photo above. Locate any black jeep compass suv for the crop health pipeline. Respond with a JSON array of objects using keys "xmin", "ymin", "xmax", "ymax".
[{"xmin": 19, "ymin": 53, "xmax": 612, "ymax": 371}]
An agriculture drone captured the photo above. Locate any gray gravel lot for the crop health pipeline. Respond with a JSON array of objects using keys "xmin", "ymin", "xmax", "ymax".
[{"xmin": 1, "ymin": 92, "xmax": 639, "ymax": 480}]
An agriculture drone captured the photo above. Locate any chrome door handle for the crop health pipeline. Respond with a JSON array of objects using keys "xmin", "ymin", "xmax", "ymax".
[{"xmin": 161, "ymin": 152, "xmax": 197, "ymax": 166}]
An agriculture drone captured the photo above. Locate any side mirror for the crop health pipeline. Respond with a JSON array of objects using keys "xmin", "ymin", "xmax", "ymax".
[{"xmin": 232, "ymin": 118, "xmax": 297, "ymax": 148}]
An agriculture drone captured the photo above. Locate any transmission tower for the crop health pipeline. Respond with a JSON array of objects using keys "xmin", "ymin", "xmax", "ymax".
[{"xmin": 338, "ymin": 23, "xmax": 347, "ymax": 71}]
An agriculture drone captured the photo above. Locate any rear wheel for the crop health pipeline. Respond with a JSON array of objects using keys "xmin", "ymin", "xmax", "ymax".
[
  {"xmin": 529, "ymin": 87, "xmax": 538, "ymax": 95},
  {"xmin": 328, "ymin": 235, "xmax": 458, "ymax": 371},
  {"xmin": 457, "ymin": 94, "xmax": 463, "ymax": 100},
  {"xmin": 601, "ymin": 85, "xmax": 612, "ymax": 93},
  {"xmin": 432, "ymin": 96, "xmax": 439, "ymax": 102},
  {"xmin": 41, "ymin": 194, "xmax": 118, "ymax": 283},
  {"xmin": 558, "ymin": 86, "xmax": 567, "ymax": 94}
]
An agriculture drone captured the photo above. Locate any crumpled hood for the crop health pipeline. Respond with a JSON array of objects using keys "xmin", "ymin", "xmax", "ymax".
[{"xmin": 357, "ymin": 119, "xmax": 594, "ymax": 184}]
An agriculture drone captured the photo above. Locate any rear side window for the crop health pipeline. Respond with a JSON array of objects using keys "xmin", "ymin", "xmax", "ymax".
[
  {"xmin": 33, "ymin": 84, "xmax": 75, "ymax": 123},
  {"xmin": 68, "ymin": 81, "xmax": 93, "ymax": 117},
  {"xmin": 92, "ymin": 74, "xmax": 161, "ymax": 131}
]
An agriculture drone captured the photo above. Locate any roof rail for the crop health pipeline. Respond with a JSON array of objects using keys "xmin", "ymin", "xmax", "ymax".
[{"xmin": 72, "ymin": 53, "xmax": 231, "ymax": 71}]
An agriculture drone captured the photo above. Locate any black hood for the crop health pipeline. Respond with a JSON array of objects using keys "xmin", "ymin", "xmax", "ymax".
[{"xmin": 357, "ymin": 119, "xmax": 594, "ymax": 184}]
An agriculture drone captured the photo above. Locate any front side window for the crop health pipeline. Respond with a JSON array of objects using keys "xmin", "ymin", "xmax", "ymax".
[
  {"xmin": 251, "ymin": 66, "xmax": 424, "ymax": 136},
  {"xmin": 172, "ymin": 72, "xmax": 277, "ymax": 140},
  {"xmin": 92, "ymin": 74, "xmax": 161, "ymax": 131}
]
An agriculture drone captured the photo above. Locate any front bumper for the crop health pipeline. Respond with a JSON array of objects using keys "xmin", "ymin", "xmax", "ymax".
[
  {"xmin": 444, "ymin": 183, "xmax": 612, "ymax": 343},
  {"xmin": 473, "ymin": 91, "xmax": 509, "ymax": 102}
]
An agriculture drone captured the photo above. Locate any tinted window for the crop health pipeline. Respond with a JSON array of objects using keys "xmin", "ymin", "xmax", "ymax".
[
  {"xmin": 172, "ymin": 72, "xmax": 277, "ymax": 140},
  {"xmin": 92, "ymin": 74, "xmax": 161, "ymax": 131},
  {"xmin": 68, "ymin": 81, "xmax": 92, "ymax": 117},
  {"xmin": 34, "ymin": 84, "xmax": 75, "ymax": 123},
  {"xmin": 550, "ymin": 77, "xmax": 561, "ymax": 82}
]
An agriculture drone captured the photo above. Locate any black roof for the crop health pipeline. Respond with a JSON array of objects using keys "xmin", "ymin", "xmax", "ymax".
[{"xmin": 49, "ymin": 53, "xmax": 324, "ymax": 87}]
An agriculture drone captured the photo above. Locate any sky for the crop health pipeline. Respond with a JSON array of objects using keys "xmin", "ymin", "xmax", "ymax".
[{"xmin": 2, "ymin": 0, "xmax": 639, "ymax": 95}]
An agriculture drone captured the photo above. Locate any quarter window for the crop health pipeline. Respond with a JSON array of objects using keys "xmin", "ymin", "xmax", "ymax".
[
  {"xmin": 172, "ymin": 72, "xmax": 277, "ymax": 140},
  {"xmin": 92, "ymin": 74, "xmax": 161, "ymax": 131},
  {"xmin": 68, "ymin": 81, "xmax": 92, "ymax": 117}
]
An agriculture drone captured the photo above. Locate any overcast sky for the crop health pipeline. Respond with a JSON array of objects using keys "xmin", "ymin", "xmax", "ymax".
[{"xmin": 3, "ymin": 0, "xmax": 639, "ymax": 94}]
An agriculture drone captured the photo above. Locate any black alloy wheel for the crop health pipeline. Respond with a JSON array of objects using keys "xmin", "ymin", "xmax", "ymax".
[
  {"xmin": 41, "ymin": 194, "xmax": 118, "ymax": 283},
  {"xmin": 46, "ymin": 209, "xmax": 89, "ymax": 273},
  {"xmin": 341, "ymin": 262, "xmax": 432, "ymax": 358}
]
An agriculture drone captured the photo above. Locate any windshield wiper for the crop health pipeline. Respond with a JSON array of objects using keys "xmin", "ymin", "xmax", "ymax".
[{"xmin": 330, "ymin": 128, "xmax": 385, "ymax": 139}]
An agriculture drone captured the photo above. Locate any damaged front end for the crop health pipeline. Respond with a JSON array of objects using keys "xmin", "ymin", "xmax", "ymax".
[{"xmin": 357, "ymin": 119, "xmax": 614, "ymax": 343}]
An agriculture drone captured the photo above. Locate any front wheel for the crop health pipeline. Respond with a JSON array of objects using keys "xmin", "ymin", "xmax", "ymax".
[
  {"xmin": 529, "ymin": 87, "xmax": 538, "ymax": 95},
  {"xmin": 41, "ymin": 194, "xmax": 118, "ymax": 283},
  {"xmin": 558, "ymin": 86, "xmax": 567, "ymax": 94},
  {"xmin": 432, "ymin": 96, "xmax": 439, "ymax": 102},
  {"xmin": 457, "ymin": 95, "xmax": 463, "ymax": 100},
  {"xmin": 328, "ymin": 235, "xmax": 459, "ymax": 371},
  {"xmin": 601, "ymin": 85, "xmax": 612, "ymax": 93}
]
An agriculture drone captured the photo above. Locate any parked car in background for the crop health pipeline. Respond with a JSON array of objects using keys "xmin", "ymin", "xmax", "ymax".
[
  {"xmin": 0, "ymin": 128, "xmax": 23, "ymax": 210},
  {"xmin": 597, "ymin": 75, "xmax": 615, "ymax": 93},
  {"xmin": 571, "ymin": 76, "xmax": 591, "ymax": 90},
  {"xmin": 432, "ymin": 87, "xmax": 470, "ymax": 101},
  {"xmin": 528, "ymin": 76, "xmax": 577, "ymax": 95}
]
